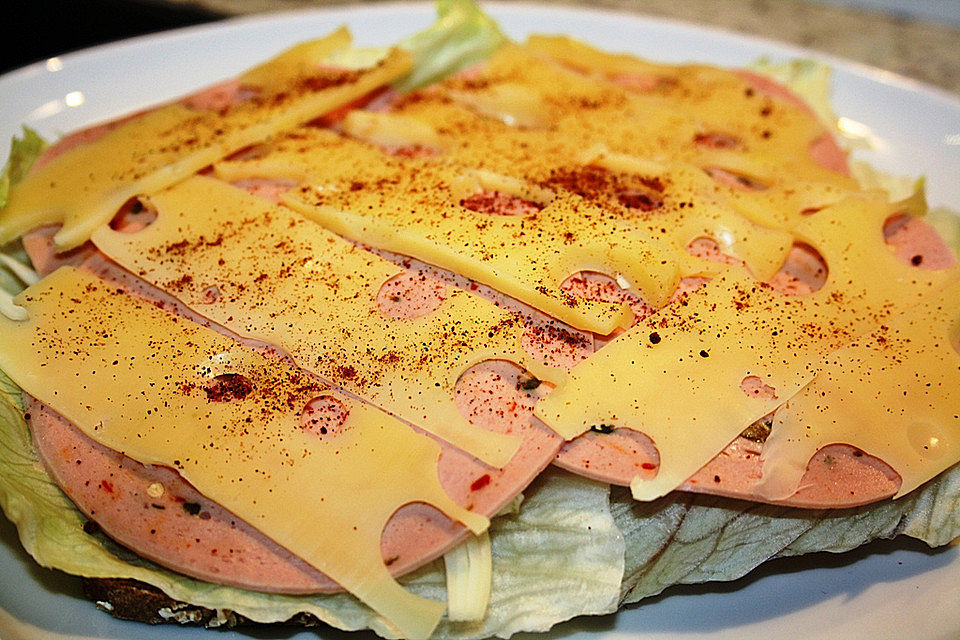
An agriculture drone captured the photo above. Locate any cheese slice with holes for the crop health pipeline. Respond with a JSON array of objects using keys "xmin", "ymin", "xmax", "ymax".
[
  {"xmin": 0, "ymin": 266, "xmax": 488, "ymax": 640},
  {"xmin": 563, "ymin": 147, "xmax": 795, "ymax": 282},
  {"xmin": 91, "ymin": 175, "xmax": 563, "ymax": 466},
  {"xmin": 0, "ymin": 29, "xmax": 411, "ymax": 251},
  {"xmin": 759, "ymin": 276, "xmax": 960, "ymax": 499},
  {"xmin": 388, "ymin": 42, "xmax": 858, "ymax": 228},
  {"xmin": 211, "ymin": 42, "xmax": 861, "ymax": 332},
  {"xmin": 215, "ymin": 127, "xmax": 684, "ymax": 334},
  {"xmin": 521, "ymin": 38, "xmax": 854, "ymax": 183},
  {"xmin": 221, "ymin": 118, "xmax": 792, "ymax": 291},
  {"xmin": 535, "ymin": 192, "xmax": 959, "ymax": 500},
  {"xmin": 336, "ymin": 108, "xmax": 797, "ymax": 281}
]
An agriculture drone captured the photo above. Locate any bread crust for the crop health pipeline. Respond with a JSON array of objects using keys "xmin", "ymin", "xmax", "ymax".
[{"xmin": 81, "ymin": 577, "xmax": 324, "ymax": 629}]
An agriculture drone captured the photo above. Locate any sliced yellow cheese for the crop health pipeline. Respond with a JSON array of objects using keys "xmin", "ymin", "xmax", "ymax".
[
  {"xmin": 338, "ymin": 109, "xmax": 446, "ymax": 152},
  {"xmin": 759, "ymin": 276, "xmax": 960, "ymax": 499},
  {"xmin": 545, "ymin": 146, "xmax": 795, "ymax": 282},
  {"xmin": 0, "ymin": 29, "xmax": 411, "ymax": 251},
  {"xmin": 523, "ymin": 34, "xmax": 677, "ymax": 81},
  {"xmin": 340, "ymin": 111, "xmax": 796, "ymax": 282},
  {"xmin": 394, "ymin": 43, "xmax": 859, "ymax": 225},
  {"xmin": 216, "ymin": 127, "xmax": 682, "ymax": 334},
  {"xmin": 209, "ymin": 42, "xmax": 857, "ymax": 334},
  {"xmin": 239, "ymin": 28, "xmax": 355, "ymax": 87},
  {"xmin": 91, "ymin": 175, "xmax": 559, "ymax": 467},
  {"xmin": 520, "ymin": 37, "xmax": 849, "ymax": 171},
  {"xmin": 0, "ymin": 266, "xmax": 488, "ymax": 640},
  {"xmin": 534, "ymin": 192, "xmax": 958, "ymax": 499}
]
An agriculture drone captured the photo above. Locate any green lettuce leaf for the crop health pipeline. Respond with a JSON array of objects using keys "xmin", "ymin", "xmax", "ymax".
[
  {"xmin": 926, "ymin": 206, "xmax": 960, "ymax": 257},
  {"xmin": 849, "ymin": 160, "xmax": 919, "ymax": 201},
  {"xmin": 0, "ymin": 127, "xmax": 46, "ymax": 296},
  {"xmin": 393, "ymin": 0, "xmax": 508, "ymax": 92},
  {"xmin": 614, "ymin": 465, "xmax": 960, "ymax": 605},
  {"xmin": 328, "ymin": 0, "xmax": 507, "ymax": 92},
  {"xmin": 0, "ymin": 127, "xmax": 46, "ymax": 211},
  {"xmin": 0, "ymin": 246, "xmax": 30, "ymax": 308},
  {"xmin": 748, "ymin": 57, "xmax": 838, "ymax": 137}
]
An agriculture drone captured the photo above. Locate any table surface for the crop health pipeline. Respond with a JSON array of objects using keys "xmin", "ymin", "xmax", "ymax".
[{"xmin": 7, "ymin": 0, "xmax": 960, "ymax": 97}]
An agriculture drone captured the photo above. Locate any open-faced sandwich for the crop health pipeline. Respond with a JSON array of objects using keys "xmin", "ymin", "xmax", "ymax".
[{"xmin": 1, "ymin": 1, "xmax": 959, "ymax": 638}]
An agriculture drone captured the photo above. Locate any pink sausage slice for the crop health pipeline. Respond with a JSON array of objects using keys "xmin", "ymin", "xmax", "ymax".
[{"xmin": 31, "ymin": 400, "xmax": 334, "ymax": 593}]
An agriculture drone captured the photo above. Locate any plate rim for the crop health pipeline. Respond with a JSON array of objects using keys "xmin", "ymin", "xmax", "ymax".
[
  {"xmin": 1, "ymin": 3, "xmax": 959, "ymax": 640},
  {"xmin": 3, "ymin": 0, "xmax": 959, "ymax": 106}
]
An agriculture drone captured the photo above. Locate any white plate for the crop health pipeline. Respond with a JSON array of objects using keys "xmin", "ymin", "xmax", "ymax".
[{"xmin": 1, "ymin": 3, "xmax": 959, "ymax": 639}]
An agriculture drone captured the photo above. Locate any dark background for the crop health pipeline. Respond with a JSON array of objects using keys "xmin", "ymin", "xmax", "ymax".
[{"xmin": 7, "ymin": 0, "xmax": 225, "ymax": 75}]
